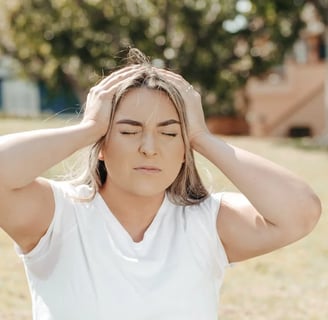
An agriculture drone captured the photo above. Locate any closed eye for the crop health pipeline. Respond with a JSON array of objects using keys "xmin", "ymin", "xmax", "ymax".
[
  {"xmin": 162, "ymin": 132, "xmax": 178, "ymax": 137},
  {"xmin": 120, "ymin": 131, "xmax": 139, "ymax": 135}
]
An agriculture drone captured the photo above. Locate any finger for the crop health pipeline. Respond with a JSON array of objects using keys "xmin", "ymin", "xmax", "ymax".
[
  {"xmin": 157, "ymin": 69, "xmax": 191, "ymax": 89},
  {"xmin": 89, "ymin": 67, "xmax": 143, "ymax": 98},
  {"xmin": 96, "ymin": 65, "xmax": 138, "ymax": 88},
  {"xmin": 86, "ymin": 66, "xmax": 146, "ymax": 104},
  {"xmin": 96, "ymin": 64, "xmax": 143, "ymax": 89},
  {"xmin": 100, "ymin": 68, "xmax": 139, "ymax": 90}
]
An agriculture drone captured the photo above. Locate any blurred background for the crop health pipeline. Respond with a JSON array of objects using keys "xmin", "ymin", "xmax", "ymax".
[
  {"xmin": 0, "ymin": 1, "xmax": 327, "ymax": 319},
  {"xmin": 0, "ymin": 0, "xmax": 327, "ymax": 140}
]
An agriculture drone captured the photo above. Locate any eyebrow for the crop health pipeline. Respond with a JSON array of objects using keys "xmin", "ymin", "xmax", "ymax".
[{"xmin": 116, "ymin": 119, "xmax": 181, "ymax": 127}]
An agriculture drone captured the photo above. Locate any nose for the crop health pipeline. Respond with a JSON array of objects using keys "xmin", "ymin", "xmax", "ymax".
[{"xmin": 139, "ymin": 133, "xmax": 157, "ymax": 157}]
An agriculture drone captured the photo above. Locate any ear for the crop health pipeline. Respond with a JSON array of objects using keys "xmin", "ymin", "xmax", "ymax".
[{"xmin": 98, "ymin": 149, "xmax": 105, "ymax": 161}]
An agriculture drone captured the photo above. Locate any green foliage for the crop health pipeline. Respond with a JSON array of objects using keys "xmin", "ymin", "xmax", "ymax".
[{"xmin": 0, "ymin": 0, "xmax": 306, "ymax": 116}]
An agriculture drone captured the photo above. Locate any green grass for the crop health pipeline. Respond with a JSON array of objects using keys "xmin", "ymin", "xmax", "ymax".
[{"xmin": 0, "ymin": 118, "xmax": 327, "ymax": 319}]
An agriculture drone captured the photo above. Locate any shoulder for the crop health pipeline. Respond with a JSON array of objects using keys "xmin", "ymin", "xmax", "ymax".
[
  {"xmin": 179, "ymin": 192, "xmax": 225, "ymax": 233},
  {"xmin": 185, "ymin": 192, "xmax": 252, "ymax": 238},
  {"xmin": 187, "ymin": 193, "xmax": 223, "ymax": 213},
  {"xmin": 47, "ymin": 180, "xmax": 94, "ymax": 203},
  {"xmin": 217, "ymin": 192, "xmax": 257, "ymax": 239},
  {"xmin": 218, "ymin": 192, "xmax": 262, "ymax": 231},
  {"xmin": 220, "ymin": 192, "xmax": 252, "ymax": 215},
  {"xmin": 16, "ymin": 181, "xmax": 93, "ymax": 259}
]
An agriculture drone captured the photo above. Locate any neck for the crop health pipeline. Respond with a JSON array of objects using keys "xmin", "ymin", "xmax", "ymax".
[{"xmin": 99, "ymin": 184, "xmax": 165, "ymax": 242}]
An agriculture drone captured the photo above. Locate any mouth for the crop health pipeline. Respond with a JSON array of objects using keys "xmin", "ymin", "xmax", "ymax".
[{"xmin": 133, "ymin": 166, "xmax": 162, "ymax": 174}]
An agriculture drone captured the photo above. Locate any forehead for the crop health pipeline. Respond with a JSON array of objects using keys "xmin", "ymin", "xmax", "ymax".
[{"xmin": 114, "ymin": 87, "xmax": 179, "ymax": 122}]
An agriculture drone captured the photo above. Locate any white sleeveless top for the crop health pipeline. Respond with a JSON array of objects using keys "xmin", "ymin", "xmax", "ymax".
[{"xmin": 16, "ymin": 181, "xmax": 229, "ymax": 320}]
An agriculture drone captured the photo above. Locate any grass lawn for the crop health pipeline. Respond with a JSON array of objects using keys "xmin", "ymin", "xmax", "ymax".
[{"xmin": 0, "ymin": 118, "xmax": 327, "ymax": 319}]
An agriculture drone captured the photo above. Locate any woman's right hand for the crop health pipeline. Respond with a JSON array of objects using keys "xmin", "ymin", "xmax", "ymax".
[{"xmin": 82, "ymin": 65, "xmax": 141, "ymax": 139}]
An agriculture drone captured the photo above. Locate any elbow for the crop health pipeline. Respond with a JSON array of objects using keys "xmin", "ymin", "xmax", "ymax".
[
  {"xmin": 299, "ymin": 189, "xmax": 322, "ymax": 236},
  {"xmin": 309, "ymin": 192, "xmax": 322, "ymax": 229},
  {"xmin": 279, "ymin": 187, "xmax": 322, "ymax": 246}
]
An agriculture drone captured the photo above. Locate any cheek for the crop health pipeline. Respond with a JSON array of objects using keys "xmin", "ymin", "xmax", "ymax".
[
  {"xmin": 171, "ymin": 140, "xmax": 185, "ymax": 162},
  {"xmin": 165, "ymin": 144, "xmax": 185, "ymax": 174},
  {"xmin": 102, "ymin": 143, "xmax": 128, "ymax": 170}
]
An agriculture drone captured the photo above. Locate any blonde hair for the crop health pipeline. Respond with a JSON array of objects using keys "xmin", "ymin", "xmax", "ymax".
[{"xmin": 72, "ymin": 48, "xmax": 208, "ymax": 205}]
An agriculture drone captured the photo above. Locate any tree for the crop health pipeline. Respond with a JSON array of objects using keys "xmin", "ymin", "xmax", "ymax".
[{"xmin": 0, "ymin": 0, "xmax": 306, "ymax": 116}]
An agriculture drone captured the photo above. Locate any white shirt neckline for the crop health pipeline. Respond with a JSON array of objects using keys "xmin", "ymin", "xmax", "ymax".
[{"xmin": 95, "ymin": 192, "xmax": 170, "ymax": 249}]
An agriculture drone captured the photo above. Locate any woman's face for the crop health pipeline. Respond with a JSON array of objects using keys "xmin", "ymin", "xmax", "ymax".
[{"xmin": 100, "ymin": 87, "xmax": 185, "ymax": 198}]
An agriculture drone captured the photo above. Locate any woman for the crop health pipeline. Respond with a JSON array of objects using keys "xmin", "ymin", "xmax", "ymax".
[{"xmin": 0, "ymin": 49, "xmax": 321, "ymax": 320}]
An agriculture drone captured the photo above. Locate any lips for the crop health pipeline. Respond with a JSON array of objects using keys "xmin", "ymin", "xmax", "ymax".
[{"xmin": 133, "ymin": 166, "xmax": 162, "ymax": 173}]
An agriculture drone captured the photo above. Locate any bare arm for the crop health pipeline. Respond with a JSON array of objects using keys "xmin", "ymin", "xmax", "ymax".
[
  {"xmin": 193, "ymin": 134, "xmax": 321, "ymax": 262},
  {"xmin": 161, "ymin": 70, "xmax": 321, "ymax": 262},
  {"xmin": 0, "ymin": 124, "xmax": 99, "ymax": 189},
  {"xmin": 0, "ymin": 65, "xmax": 140, "ymax": 252}
]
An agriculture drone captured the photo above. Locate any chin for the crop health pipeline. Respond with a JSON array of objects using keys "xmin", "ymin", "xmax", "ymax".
[{"xmin": 123, "ymin": 183, "xmax": 169, "ymax": 198}]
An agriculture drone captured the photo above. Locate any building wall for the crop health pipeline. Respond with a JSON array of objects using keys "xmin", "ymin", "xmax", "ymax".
[
  {"xmin": 270, "ymin": 88, "xmax": 325, "ymax": 136},
  {"xmin": 246, "ymin": 61, "xmax": 326, "ymax": 137}
]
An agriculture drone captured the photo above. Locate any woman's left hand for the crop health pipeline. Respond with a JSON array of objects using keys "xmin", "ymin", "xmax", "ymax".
[{"xmin": 158, "ymin": 69, "xmax": 210, "ymax": 146}]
